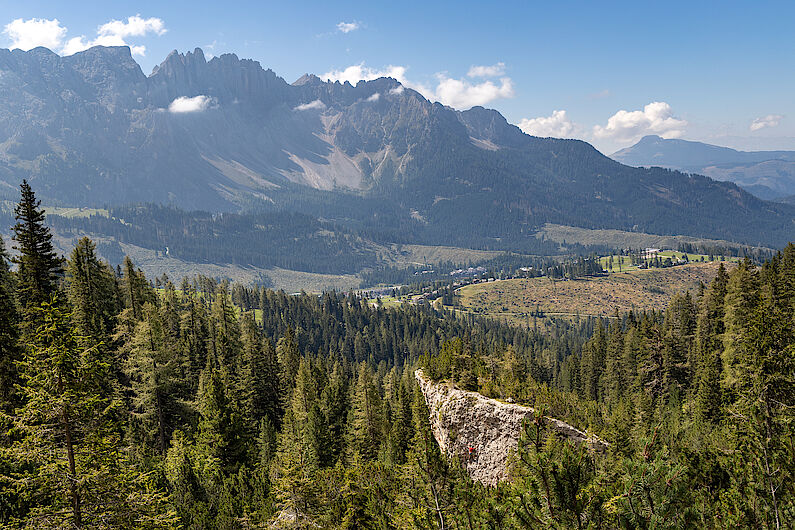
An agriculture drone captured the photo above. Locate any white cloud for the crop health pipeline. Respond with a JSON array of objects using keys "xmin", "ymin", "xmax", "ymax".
[
  {"xmin": 169, "ymin": 95, "xmax": 211, "ymax": 113},
  {"xmin": 323, "ymin": 63, "xmax": 409, "ymax": 85},
  {"xmin": 593, "ymin": 101, "xmax": 687, "ymax": 142},
  {"xmin": 750, "ymin": 114, "xmax": 783, "ymax": 131},
  {"xmin": 3, "ymin": 18, "xmax": 67, "ymax": 51},
  {"xmin": 389, "ymin": 85, "xmax": 405, "ymax": 95},
  {"xmin": 337, "ymin": 21, "xmax": 360, "ymax": 33},
  {"xmin": 322, "ymin": 62, "xmax": 514, "ymax": 110},
  {"xmin": 294, "ymin": 99, "xmax": 326, "ymax": 111},
  {"xmin": 467, "ymin": 62, "xmax": 505, "ymax": 78},
  {"xmin": 366, "ymin": 93, "xmax": 380, "ymax": 102},
  {"xmin": 517, "ymin": 110, "xmax": 575, "ymax": 138},
  {"xmin": 433, "ymin": 75, "xmax": 514, "ymax": 109},
  {"xmin": 61, "ymin": 15, "xmax": 166, "ymax": 57}
]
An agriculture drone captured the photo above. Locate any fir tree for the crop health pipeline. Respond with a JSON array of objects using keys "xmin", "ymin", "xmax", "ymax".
[
  {"xmin": 0, "ymin": 235, "xmax": 20, "ymax": 410},
  {"xmin": 66, "ymin": 237, "xmax": 119, "ymax": 345},
  {"xmin": 11, "ymin": 180, "xmax": 63, "ymax": 330}
]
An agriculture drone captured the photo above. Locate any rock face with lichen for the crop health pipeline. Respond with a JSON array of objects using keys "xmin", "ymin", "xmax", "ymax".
[{"xmin": 415, "ymin": 369, "xmax": 607, "ymax": 486}]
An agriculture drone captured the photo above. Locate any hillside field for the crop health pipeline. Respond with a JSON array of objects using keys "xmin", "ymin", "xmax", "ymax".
[{"xmin": 452, "ymin": 261, "xmax": 731, "ymax": 324}]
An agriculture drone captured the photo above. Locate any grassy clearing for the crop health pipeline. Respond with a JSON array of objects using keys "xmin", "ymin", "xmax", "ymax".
[
  {"xmin": 388, "ymin": 244, "xmax": 502, "ymax": 266},
  {"xmin": 366, "ymin": 296, "xmax": 406, "ymax": 309},
  {"xmin": 598, "ymin": 255, "xmax": 638, "ymax": 272},
  {"xmin": 453, "ymin": 261, "xmax": 731, "ymax": 325},
  {"xmin": 536, "ymin": 223, "xmax": 772, "ymax": 252},
  {"xmin": 44, "ymin": 206, "xmax": 109, "ymax": 218}
]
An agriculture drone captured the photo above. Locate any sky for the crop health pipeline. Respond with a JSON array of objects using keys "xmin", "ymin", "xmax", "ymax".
[{"xmin": 2, "ymin": 0, "xmax": 794, "ymax": 154}]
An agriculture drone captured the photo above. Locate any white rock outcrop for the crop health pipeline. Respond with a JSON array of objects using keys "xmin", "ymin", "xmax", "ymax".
[{"xmin": 415, "ymin": 369, "xmax": 608, "ymax": 486}]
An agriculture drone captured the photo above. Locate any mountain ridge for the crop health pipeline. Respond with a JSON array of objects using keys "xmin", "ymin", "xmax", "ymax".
[
  {"xmin": 0, "ymin": 46, "xmax": 793, "ymax": 248},
  {"xmin": 612, "ymin": 135, "xmax": 795, "ymax": 200}
]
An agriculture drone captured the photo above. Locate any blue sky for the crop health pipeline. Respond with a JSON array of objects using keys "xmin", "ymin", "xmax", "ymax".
[{"xmin": 2, "ymin": 0, "xmax": 794, "ymax": 153}]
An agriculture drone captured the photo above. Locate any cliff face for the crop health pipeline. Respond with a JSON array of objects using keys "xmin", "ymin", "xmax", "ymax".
[{"xmin": 415, "ymin": 369, "xmax": 607, "ymax": 487}]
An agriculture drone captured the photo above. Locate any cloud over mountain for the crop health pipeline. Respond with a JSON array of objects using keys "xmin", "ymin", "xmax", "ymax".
[
  {"xmin": 593, "ymin": 102, "xmax": 687, "ymax": 143},
  {"xmin": 3, "ymin": 17, "xmax": 67, "ymax": 51},
  {"xmin": 169, "ymin": 95, "xmax": 211, "ymax": 113},
  {"xmin": 750, "ymin": 114, "xmax": 783, "ymax": 131},
  {"xmin": 518, "ymin": 110, "xmax": 575, "ymax": 138},
  {"xmin": 322, "ymin": 62, "xmax": 514, "ymax": 110},
  {"xmin": 3, "ymin": 15, "xmax": 165, "ymax": 57}
]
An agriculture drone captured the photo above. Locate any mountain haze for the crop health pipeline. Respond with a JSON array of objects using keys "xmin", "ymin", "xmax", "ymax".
[
  {"xmin": 612, "ymin": 135, "xmax": 795, "ymax": 200},
  {"xmin": 1, "ymin": 46, "xmax": 793, "ymax": 248}
]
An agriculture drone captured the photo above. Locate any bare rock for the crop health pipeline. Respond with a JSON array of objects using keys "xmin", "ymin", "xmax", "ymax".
[{"xmin": 415, "ymin": 369, "xmax": 608, "ymax": 486}]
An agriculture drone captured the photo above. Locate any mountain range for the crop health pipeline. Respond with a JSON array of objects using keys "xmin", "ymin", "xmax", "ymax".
[
  {"xmin": 0, "ymin": 45, "xmax": 793, "ymax": 252},
  {"xmin": 612, "ymin": 135, "xmax": 795, "ymax": 201}
]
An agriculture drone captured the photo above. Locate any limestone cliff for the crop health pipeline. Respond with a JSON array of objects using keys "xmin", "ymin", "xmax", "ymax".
[{"xmin": 415, "ymin": 369, "xmax": 608, "ymax": 486}]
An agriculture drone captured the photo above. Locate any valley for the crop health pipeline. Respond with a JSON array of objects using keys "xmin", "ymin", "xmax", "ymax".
[{"xmin": 0, "ymin": 9, "xmax": 792, "ymax": 525}]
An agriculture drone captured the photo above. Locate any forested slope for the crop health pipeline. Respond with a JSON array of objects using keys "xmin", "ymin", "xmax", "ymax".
[{"xmin": 0, "ymin": 183, "xmax": 792, "ymax": 528}]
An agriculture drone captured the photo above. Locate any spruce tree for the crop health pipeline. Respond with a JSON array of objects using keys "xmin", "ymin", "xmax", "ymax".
[
  {"xmin": 66, "ymin": 237, "xmax": 119, "ymax": 345},
  {"xmin": 126, "ymin": 302, "xmax": 186, "ymax": 454},
  {"xmin": 12, "ymin": 299, "xmax": 173, "ymax": 527},
  {"xmin": 11, "ymin": 180, "xmax": 63, "ymax": 329},
  {"xmin": 351, "ymin": 364, "xmax": 383, "ymax": 462},
  {"xmin": 0, "ymin": 235, "xmax": 20, "ymax": 410},
  {"xmin": 241, "ymin": 312, "xmax": 282, "ymax": 428}
]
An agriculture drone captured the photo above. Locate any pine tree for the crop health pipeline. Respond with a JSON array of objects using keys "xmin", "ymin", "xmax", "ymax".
[
  {"xmin": 121, "ymin": 256, "xmax": 155, "ymax": 322},
  {"xmin": 126, "ymin": 302, "xmax": 190, "ymax": 455},
  {"xmin": 0, "ymin": 235, "xmax": 20, "ymax": 410},
  {"xmin": 210, "ymin": 284, "xmax": 242, "ymax": 369},
  {"xmin": 277, "ymin": 327, "xmax": 301, "ymax": 399},
  {"xmin": 66, "ymin": 237, "xmax": 119, "ymax": 345},
  {"xmin": 272, "ymin": 408, "xmax": 317, "ymax": 521},
  {"xmin": 11, "ymin": 180, "xmax": 63, "ymax": 330},
  {"xmin": 351, "ymin": 364, "xmax": 384, "ymax": 462},
  {"xmin": 11, "ymin": 299, "xmax": 174, "ymax": 527},
  {"xmin": 694, "ymin": 265, "xmax": 729, "ymax": 422},
  {"xmin": 320, "ymin": 361, "xmax": 349, "ymax": 465},
  {"xmin": 721, "ymin": 260, "xmax": 760, "ymax": 398},
  {"xmin": 196, "ymin": 364, "xmax": 247, "ymax": 472},
  {"xmin": 241, "ymin": 312, "xmax": 282, "ymax": 428}
]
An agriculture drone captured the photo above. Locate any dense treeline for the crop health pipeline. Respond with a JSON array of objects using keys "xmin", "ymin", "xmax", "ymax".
[
  {"xmin": 424, "ymin": 254, "xmax": 795, "ymax": 527},
  {"xmin": 1, "ymin": 182, "xmax": 792, "ymax": 528},
  {"xmin": 361, "ymin": 253, "xmax": 607, "ymax": 289},
  {"xmin": 677, "ymin": 241, "xmax": 774, "ymax": 262},
  {"xmin": 47, "ymin": 205, "xmax": 380, "ymax": 274}
]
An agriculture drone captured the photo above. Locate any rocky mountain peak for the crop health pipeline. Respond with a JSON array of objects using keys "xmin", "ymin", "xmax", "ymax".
[{"xmin": 292, "ymin": 73, "xmax": 323, "ymax": 86}]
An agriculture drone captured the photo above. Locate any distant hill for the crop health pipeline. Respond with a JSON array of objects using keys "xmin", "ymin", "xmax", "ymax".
[
  {"xmin": 612, "ymin": 135, "xmax": 795, "ymax": 200},
  {"xmin": 0, "ymin": 46, "xmax": 793, "ymax": 251}
]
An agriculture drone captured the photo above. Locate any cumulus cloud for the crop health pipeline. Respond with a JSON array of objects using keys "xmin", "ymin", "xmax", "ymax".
[
  {"xmin": 169, "ymin": 95, "xmax": 211, "ymax": 113},
  {"xmin": 389, "ymin": 85, "xmax": 405, "ymax": 95},
  {"xmin": 750, "ymin": 114, "xmax": 783, "ymax": 131},
  {"xmin": 517, "ymin": 110, "xmax": 575, "ymax": 138},
  {"xmin": 593, "ymin": 101, "xmax": 687, "ymax": 142},
  {"xmin": 294, "ymin": 99, "xmax": 326, "ymax": 111},
  {"xmin": 3, "ymin": 18, "xmax": 68, "ymax": 51},
  {"xmin": 322, "ymin": 62, "xmax": 514, "ymax": 110},
  {"xmin": 467, "ymin": 62, "xmax": 505, "ymax": 78},
  {"xmin": 337, "ymin": 21, "xmax": 360, "ymax": 33},
  {"xmin": 434, "ymin": 75, "xmax": 514, "ymax": 109},
  {"xmin": 323, "ymin": 63, "xmax": 408, "ymax": 85},
  {"xmin": 61, "ymin": 15, "xmax": 166, "ymax": 56},
  {"xmin": 366, "ymin": 93, "xmax": 380, "ymax": 102}
]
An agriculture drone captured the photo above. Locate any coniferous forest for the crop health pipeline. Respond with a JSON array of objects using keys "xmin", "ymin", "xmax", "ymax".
[{"xmin": 0, "ymin": 182, "xmax": 793, "ymax": 528}]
